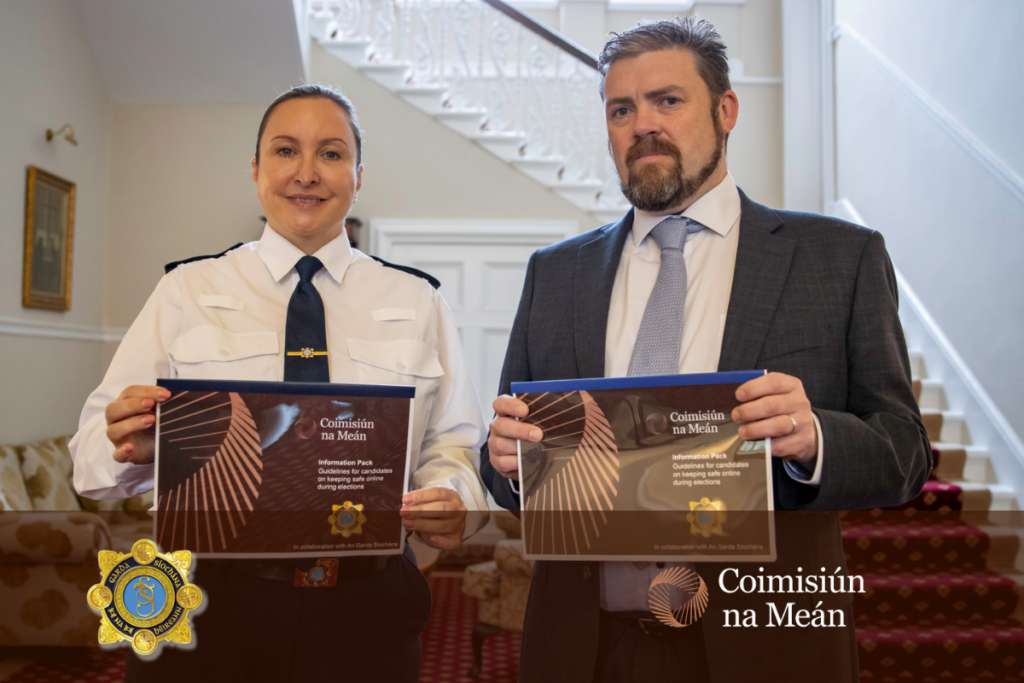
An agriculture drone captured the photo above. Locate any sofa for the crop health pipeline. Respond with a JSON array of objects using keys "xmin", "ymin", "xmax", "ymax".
[{"xmin": 0, "ymin": 435, "xmax": 152, "ymax": 647}]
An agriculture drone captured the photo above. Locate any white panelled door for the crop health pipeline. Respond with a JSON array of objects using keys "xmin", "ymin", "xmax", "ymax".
[{"xmin": 370, "ymin": 220, "xmax": 578, "ymax": 417}]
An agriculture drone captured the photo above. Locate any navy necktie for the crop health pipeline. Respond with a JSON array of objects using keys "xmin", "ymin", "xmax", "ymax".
[{"xmin": 284, "ymin": 256, "xmax": 330, "ymax": 383}]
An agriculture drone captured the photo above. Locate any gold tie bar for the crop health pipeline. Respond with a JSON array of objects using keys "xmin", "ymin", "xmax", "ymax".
[{"xmin": 287, "ymin": 348, "xmax": 328, "ymax": 359}]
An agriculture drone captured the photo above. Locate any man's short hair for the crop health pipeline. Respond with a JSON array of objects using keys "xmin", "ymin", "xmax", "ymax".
[{"xmin": 598, "ymin": 17, "xmax": 731, "ymax": 102}]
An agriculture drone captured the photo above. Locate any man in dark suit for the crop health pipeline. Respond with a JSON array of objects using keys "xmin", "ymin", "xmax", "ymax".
[{"xmin": 481, "ymin": 17, "xmax": 931, "ymax": 683}]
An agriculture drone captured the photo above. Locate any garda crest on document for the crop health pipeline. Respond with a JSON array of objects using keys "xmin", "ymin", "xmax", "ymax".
[{"xmin": 87, "ymin": 539, "xmax": 204, "ymax": 656}]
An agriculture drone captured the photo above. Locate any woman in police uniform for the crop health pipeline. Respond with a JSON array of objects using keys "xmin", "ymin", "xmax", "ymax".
[{"xmin": 69, "ymin": 85, "xmax": 488, "ymax": 681}]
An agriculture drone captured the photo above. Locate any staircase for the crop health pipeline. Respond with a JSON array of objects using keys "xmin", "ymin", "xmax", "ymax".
[
  {"xmin": 848, "ymin": 351, "xmax": 1024, "ymax": 683},
  {"xmin": 307, "ymin": 0, "xmax": 630, "ymax": 225}
]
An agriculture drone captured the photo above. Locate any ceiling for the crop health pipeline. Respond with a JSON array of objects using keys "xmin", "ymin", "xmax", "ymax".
[{"xmin": 71, "ymin": 0, "xmax": 306, "ymax": 104}]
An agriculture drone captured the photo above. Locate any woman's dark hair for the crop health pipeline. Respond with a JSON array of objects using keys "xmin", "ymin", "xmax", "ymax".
[{"xmin": 255, "ymin": 84, "xmax": 362, "ymax": 166}]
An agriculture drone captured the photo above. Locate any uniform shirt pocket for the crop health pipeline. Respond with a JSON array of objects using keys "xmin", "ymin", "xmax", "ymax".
[
  {"xmin": 169, "ymin": 326, "xmax": 279, "ymax": 380},
  {"xmin": 347, "ymin": 338, "xmax": 444, "ymax": 382},
  {"xmin": 199, "ymin": 294, "xmax": 245, "ymax": 311},
  {"xmin": 371, "ymin": 308, "xmax": 417, "ymax": 322}
]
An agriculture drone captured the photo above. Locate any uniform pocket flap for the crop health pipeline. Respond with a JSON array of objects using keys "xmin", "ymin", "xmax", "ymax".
[
  {"xmin": 199, "ymin": 294, "xmax": 245, "ymax": 311},
  {"xmin": 347, "ymin": 338, "xmax": 444, "ymax": 378},
  {"xmin": 170, "ymin": 326, "xmax": 279, "ymax": 363},
  {"xmin": 371, "ymin": 308, "xmax": 417, "ymax": 322}
]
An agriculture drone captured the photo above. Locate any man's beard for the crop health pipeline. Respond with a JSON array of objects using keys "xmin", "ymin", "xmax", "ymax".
[{"xmin": 619, "ymin": 110, "xmax": 725, "ymax": 213}]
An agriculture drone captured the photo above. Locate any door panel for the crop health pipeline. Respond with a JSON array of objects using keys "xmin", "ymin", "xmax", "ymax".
[{"xmin": 375, "ymin": 222, "xmax": 577, "ymax": 417}]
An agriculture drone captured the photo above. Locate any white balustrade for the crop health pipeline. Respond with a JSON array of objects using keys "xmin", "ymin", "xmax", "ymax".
[{"xmin": 309, "ymin": 0, "xmax": 629, "ymax": 213}]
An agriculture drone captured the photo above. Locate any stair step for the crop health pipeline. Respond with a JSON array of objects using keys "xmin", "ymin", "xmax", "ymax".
[
  {"xmin": 511, "ymin": 157, "xmax": 564, "ymax": 185},
  {"xmin": 435, "ymin": 109, "xmax": 486, "ymax": 135},
  {"xmin": 917, "ymin": 378, "xmax": 945, "ymax": 410},
  {"xmin": 921, "ymin": 409, "xmax": 967, "ymax": 445},
  {"xmin": 857, "ymin": 623, "xmax": 1024, "ymax": 681},
  {"xmin": 934, "ymin": 443, "xmax": 997, "ymax": 484},
  {"xmin": 396, "ymin": 85, "xmax": 446, "ymax": 114},
  {"xmin": 321, "ymin": 38, "xmax": 373, "ymax": 67},
  {"xmin": 359, "ymin": 62, "xmax": 410, "ymax": 89},
  {"xmin": 842, "ymin": 522, "xmax": 1001, "ymax": 574},
  {"xmin": 976, "ymin": 526, "xmax": 1024, "ymax": 573},
  {"xmin": 308, "ymin": 14, "xmax": 334, "ymax": 42},
  {"xmin": 854, "ymin": 571, "xmax": 1023, "ymax": 628},
  {"xmin": 909, "ymin": 350, "xmax": 926, "ymax": 380},
  {"xmin": 553, "ymin": 180, "xmax": 602, "ymax": 208},
  {"xmin": 470, "ymin": 132, "xmax": 524, "ymax": 161}
]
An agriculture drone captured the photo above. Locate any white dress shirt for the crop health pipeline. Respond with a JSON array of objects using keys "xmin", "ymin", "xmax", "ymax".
[
  {"xmin": 600, "ymin": 172, "xmax": 823, "ymax": 611},
  {"xmin": 70, "ymin": 224, "xmax": 490, "ymax": 537}
]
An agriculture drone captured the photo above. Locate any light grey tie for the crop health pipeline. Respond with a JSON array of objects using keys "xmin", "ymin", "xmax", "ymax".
[
  {"xmin": 627, "ymin": 215, "xmax": 703, "ymax": 570},
  {"xmin": 628, "ymin": 216, "xmax": 705, "ymax": 377}
]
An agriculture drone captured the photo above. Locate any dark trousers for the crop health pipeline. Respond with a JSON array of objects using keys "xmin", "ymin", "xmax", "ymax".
[
  {"xmin": 126, "ymin": 546, "xmax": 430, "ymax": 682},
  {"xmin": 592, "ymin": 611, "xmax": 711, "ymax": 683}
]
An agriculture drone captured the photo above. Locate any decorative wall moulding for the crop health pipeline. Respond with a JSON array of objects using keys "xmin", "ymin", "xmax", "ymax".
[{"xmin": 0, "ymin": 316, "xmax": 126, "ymax": 343}]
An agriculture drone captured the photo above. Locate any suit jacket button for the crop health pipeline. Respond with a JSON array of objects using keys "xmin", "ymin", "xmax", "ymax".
[{"xmin": 582, "ymin": 566, "xmax": 593, "ymax": 582}]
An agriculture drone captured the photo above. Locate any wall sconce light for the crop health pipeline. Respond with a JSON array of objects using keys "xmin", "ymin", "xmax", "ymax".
[{"xmin": 46, "ymin": 124, "xmax": 78, "ymax": 146}]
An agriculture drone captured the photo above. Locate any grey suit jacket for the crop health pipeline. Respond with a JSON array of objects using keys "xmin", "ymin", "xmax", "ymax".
[{"xmin": 480, "ymin": 191, "xmax": 931, "ymax": 683}]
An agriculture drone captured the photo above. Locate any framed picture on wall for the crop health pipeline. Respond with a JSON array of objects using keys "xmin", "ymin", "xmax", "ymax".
[{"xmin": 23, "ymin": 166, "xmax": 75, "ymax": 311}]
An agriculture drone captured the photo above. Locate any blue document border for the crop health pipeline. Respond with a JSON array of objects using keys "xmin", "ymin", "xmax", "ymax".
[
  {"xmin": 158, "ymin": 378, "xmax": 415, "ymax": 399},
  {"xmin": 512, "ymin": 370, "xmax": 765, "ymax": 395}
]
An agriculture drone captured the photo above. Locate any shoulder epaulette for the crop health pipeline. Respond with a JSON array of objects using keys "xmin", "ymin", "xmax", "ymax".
[
  {"xmin": 164, "ymin": 243, "xmax": 245, "ymax": 274},
  {"xmin": 370, "ymin": 255, "xmax": 441, "ymax": 289}
]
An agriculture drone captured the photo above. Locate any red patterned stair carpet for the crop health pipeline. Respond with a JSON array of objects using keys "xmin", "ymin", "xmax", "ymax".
[{"xmin": 847, "ymin": 447, "xmax": 1024, "ymax": 682}]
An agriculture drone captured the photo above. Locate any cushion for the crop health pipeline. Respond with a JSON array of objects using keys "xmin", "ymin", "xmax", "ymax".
[
  {"xmin": 494, "ymin": 539, "xmax": 532, "ymax": 579},
  {"xmin": 17, "ymin": 436, "xmax": 81, "ymax": 512},
  {"xmin": 0, "ymin": 444, "xmax": 32, "ymax": 511},
  {"xmin": 462, "ymin": 560, "xmax": 500, "ymax": 600},
  {"xmin": 78, "ymin": 490, "xmax": 154, "ymax": 514},
  {"xmin": 0, "ymin": 511, "xmax": 111, "ymax": 565}
]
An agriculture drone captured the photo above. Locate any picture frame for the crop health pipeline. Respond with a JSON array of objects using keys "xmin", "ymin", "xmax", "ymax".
[{"xmin": 23, "ymin": 165, "xmax": 75, "ymax": 311}]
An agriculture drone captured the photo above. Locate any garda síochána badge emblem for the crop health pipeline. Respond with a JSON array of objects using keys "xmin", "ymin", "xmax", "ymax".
[
  {"xmin": 686, "ymin": 497, "xmax": 727, "ymax": 538},
  {"xmin": 87, "ymin": 539, "xmax": 203, "ymax": 656},
  {"xmin": 328, "ymin": 501, "xmax": 366, "ymax": 537}
]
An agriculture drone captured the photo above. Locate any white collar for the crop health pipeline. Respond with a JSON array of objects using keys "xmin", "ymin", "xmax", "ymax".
[
  {"xmin": 630, "ymin": 172, "xmax": 741, "ymax": 247},
  {"xmin": 255, "ymin": 223, "xmax": 354, "ymax": 284}
]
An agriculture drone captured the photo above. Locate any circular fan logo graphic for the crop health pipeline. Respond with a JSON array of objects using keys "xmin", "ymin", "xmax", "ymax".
[{"xmin": 647, "ymin": 566, "xmax": 709, "ymax": 628}]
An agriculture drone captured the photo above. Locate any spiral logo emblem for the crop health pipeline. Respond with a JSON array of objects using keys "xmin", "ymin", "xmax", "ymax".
[{"xmin": 648, "ymin": 566, "xmax": 709, "ymax": 628}]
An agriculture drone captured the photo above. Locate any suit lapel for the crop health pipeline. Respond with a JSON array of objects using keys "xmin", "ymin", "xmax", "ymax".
[
  {"xmin": 573, "ymin": 211, "xmax": 634, "ymax": 380},
  {"xmin": 718, "ymin": 190, "xmax": 795, "ymax": 372}
]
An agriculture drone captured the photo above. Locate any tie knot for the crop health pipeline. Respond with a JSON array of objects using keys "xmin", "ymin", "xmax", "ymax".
[
  {"xmin": 295, "ymin": 256, "xmax": 324, "ymax": 284},
  {"xmin": 650, "ymin": 216, "xmax": 705, "ymax": 252}
]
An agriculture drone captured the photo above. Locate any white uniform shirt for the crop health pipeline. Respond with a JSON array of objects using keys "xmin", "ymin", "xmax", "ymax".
[
  {"xmin": 70, "ymin": 225, "xmax": 490, "ymax": 536},
  {"xmin": 600, "ymin": 172, "xmax": 823, "ymax": 611}
]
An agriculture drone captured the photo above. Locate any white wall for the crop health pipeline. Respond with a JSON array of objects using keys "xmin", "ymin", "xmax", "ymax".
[
  {"xmin": 104, "ymin": 104, "xmax": 268, "ymax": 328},
  {"xmin": 831, "ymin": 0, "xmax": 1024, "ymax": 438},
  {"xmin": 0, "ymin": 1, "xmax": 112, "ymax": 444},
  {"xmin": 100, "ymin": 43, "xmax": 600, "ymax": 329}
]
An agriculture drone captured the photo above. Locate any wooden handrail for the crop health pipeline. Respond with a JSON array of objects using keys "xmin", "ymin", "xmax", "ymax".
[{"xmin": 480, "ymin": 0, "xmax": 599, "ymax": 71}]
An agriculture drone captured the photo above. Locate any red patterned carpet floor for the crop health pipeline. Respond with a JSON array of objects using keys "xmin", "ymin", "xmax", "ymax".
[
  {"xmin": 419, "ymin": 572, "xmax": 521, "ymax": 683},
  {"xmin": 0, "ymin": 647, "xmax": 124, "ymax": 683},
  {"xmin": 0, "ymin": 571, "xmax": 517, "ymax": 683}
]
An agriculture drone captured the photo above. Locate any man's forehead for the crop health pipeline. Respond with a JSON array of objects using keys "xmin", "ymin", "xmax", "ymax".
[{"xmin": 604, "ymin": 49, "xmax": 700, "ymax": 93}]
